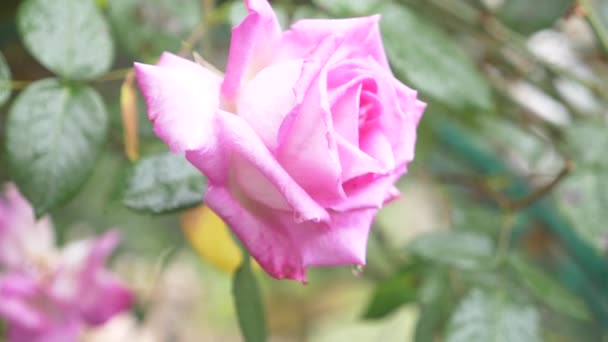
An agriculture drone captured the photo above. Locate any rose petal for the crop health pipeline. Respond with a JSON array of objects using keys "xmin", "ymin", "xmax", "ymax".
[
  {"xmin": 185, "ymin": 110, "xmax": 328, "ymax": 221},
  {"xmin": 279, "ymin": 15, "xmax": 389, "ymax": 68},
  {"xmin": 78, "ymin": 272, "xmax": 132, "ymax": 326},
  {"xmin": 277, "ymin": 37, "xmax": 345, "ymax": 206},
  {"xmin": 237, "ymin": 58, "xmax": 304, "ymax": 151},
  {"xmin": 134, "ymin": 53, "xmax": 222, "ymax": 153},
  {"xmin": 221, "ymin": 0, "xmax": 282, "ymax": 107},
  {"xmin": 0, "ymin": 273, "xmax": 45, "ymax": 330}
]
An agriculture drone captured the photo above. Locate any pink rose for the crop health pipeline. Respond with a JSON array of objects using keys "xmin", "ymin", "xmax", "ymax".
[
  {"xmin": 135, "ymin": 0, "xmax": 425, "ymax": 281},
  {"xmin": 0, "ymin": 184, "xmax": 132, "ymax": 342}
]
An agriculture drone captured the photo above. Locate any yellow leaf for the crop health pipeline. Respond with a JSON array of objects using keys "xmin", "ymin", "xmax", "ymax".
[
  {"xmin": 96, "ymin": 0, "xmax": 107, "ymax": 9},
  {"xmin": 181, "ymin": 205, "xmax": 245, "ymax": 274},
  {"xmin": 120, "ymin": 71, "xmax": 139, "ymax": 162}
]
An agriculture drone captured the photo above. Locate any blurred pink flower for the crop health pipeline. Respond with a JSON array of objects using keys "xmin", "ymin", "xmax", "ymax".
[
  {"xmin": 135, "ymin": 0, "xmax": 425, "ymax": 281},
  {"xmin": 0, "ymin": 184, "xmax": 132, "ymax": 342}
]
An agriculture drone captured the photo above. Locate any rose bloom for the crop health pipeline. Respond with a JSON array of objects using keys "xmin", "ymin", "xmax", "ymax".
[
  {"xmin": 135, "ymin": 0, "xmax": 425, "ymax": 281},
  {"xmin": 0, "ymin": 184, "xmax": 132, "ymax": 342}
]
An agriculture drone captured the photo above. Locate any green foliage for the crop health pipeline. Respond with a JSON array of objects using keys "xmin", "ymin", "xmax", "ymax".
[
  {"xmin": 18, "ymin": 0, "xmax": 114, "ymax": 80},
  {"xmin": 445, "ymin": 288, "xmax": 541, "ymax": 342},
  {"xmin": 363, "ymin": 268, "xmax": 418, "ymax": 319},
  {"xmin": 233, "ymin": 257, "xmax": 267, "ymax": 342},
  {"xmin": 6, "ymin": 79, "xmax": 108, "ymax": 216},
  {"xmin": 557, "ymin": 122, "xmax": 608, "ymax": 250},
  {"xmin": 379, "ymin": 3, "xmax": 494, "ymax": 112},
  {"xmin": 122, "ymin": 152, "xmax": 207, "ymax": 214},
  {"xmin": 407, "ymin": 232, "xmax": 494, "ymax": 270},
  {"xmin": 0, "ymin": 52, "xmax": 10, "ymax": 106},
  {"xmin": 499, "ymin": 0, "xmax": 572, "ymax": 35},
  {"xmin": 107, "ymin": 0, "xmax": 201, "ymax": 59},
  {"xmin": 509, "ymin": 256, "xmax": 591, "ymax": 321},
  {"xmin": 312, "ymin": 0, "xmax": 380, "ymax": 17}
]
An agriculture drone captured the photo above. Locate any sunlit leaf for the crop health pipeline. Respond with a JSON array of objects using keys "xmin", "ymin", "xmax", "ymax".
[
  {"xmin": 123, "ymin": 152, "xmax": 206, "ymax": 214},
  {"xmin": 233, "ymin": 257, "xmax": 267, "ymax": 342},
  {"xmin": 407, "ymin": 232, "xmax": 494, "ymax": 270},
  {"xmin": 380, "ymin": 3, "xmax": 493, "ymax": 112},
  {"xmin": 181, "ymin": 204, "xmax": 244, "ymax": 274},
  {"xmin": 18, "ymin": 0, "xmax": 114, "ymax": 80},
  {"xmin": 445, "ymin": 288, "xmax": 541, "ymax": 342},
  {"xmin": 6, "ymin": 79, "xmax": 108, "ymax": 216}
]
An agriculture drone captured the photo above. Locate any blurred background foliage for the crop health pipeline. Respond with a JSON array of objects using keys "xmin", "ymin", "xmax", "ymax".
[{"xmin": 1, "ymin": 0, "xmax": 608, "ymax": 341}]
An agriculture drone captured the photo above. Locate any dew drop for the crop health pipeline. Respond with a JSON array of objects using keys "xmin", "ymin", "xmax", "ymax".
[{"xmin": 351, "ymin": 265, "xmax": 364, "ymax": 277}]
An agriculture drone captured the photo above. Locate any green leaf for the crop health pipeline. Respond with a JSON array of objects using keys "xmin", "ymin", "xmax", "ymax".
[
  {"xmin": 445, "ymin": 288, "xmax": 541, "ymax": 342},
  {"xmin": 509, "ymin": 256, "xmax": 590, "ymax": 321},
  {"xmin": 17, "ymin": 0, "xmax": 114, "ymax": 80},
  {"xmin": 363, "ymin": 270, "xmax": 418, "ymax": 319},
  {"xmin": 407, "ymin": 232, "xmax": 494, "ymax": 270},
  {"xmin": 108, "ymin": 0, "xmax": 201, "ymax": 59},
  {"xmin": 499, "ymin": 0, "xmax": 572, "ymax": 35},
  {"xmin": 233, "ymin": 258, "xmax": 267, "ymax": 342},
  {"xmin": 415, "ymin": 271, "xmax": 452, "ymax": 342},
  {"xmin": 557, "ymin": 169, "xmax": 608, "ymax": 251},
  {"xmin": 380, "ymin": 3, "xmax": 493, "ymax": 112},
  {"xmin": 312, "ymin": 0, "xmax": 380, "ymax": 17},
  {"xmin": 123, "ymin": 152, "xmax": 207, "ymax": 214},
  {"xmin": 0, "ymin": 52, "xmax": 11, "ymax": 106},
  {"xmin": 6, "ymin": 79, "xmax": 108, "ymax": 216}
]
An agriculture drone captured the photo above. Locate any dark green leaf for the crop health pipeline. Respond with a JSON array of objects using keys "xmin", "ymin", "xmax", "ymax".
[
  {"xmin": 509, "ymin": 256, "xmax": 590, "ymax": 321},
  {"xmin": 414, "ymin": 270, "xmax": 451, "ymax": 342},
  {"xmin": 380, "ymin": 3, "xmax": 493, "ymax": 112},
  {"xmin": 499, "ymin": 0, "xmax": 572, "ymax": 35},
  {"xmin": 233, "ymin": 259, "xmax": 267, "ymax": 342},
  {"xmin": 6, "ymin": 79, "xmax": 108, "ymax": 216},
  {"xmin": 123, "ymin": 152, "xmax": 206, "ymax": 214},
  {"xmin": 445, "ymin": 288, "xmax": 541, "ymax": 342},
  {"xmin": 407, "ymin": 232, "xmax": 494, "ymax": 270},
  {"xmin": 18, "ymin": 0, "xmax": 114, "ymax": 80},
  {"xmin": 0, "ymin": 52, "xmax": 11, "ymax": 106},
  {"xmin": 363, "ymin": 270, "xmax": 417, "ymax": 319},
  {"xmin": 108, "ymin": 0, "xmax": 201, "ymax": 59}
]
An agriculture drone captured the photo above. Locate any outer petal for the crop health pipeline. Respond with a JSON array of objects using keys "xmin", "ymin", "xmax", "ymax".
[
  {"xmin": 279, "ymin": 15, "xmax": 389, "ymax": 68},
  {"xmin": 134, "ymin": 52, "xmax": 222, "ymax": 153},
  {"xmin": 221, "ymin": 0, "xmax": 282, "ymax": 107},
  {"xmin": 204, "ymin": 186, "xmax": 377, "ymax": 281},
  {"xmin": 0, "ymin": 183, "xmax": 55, "ymax": 269}
]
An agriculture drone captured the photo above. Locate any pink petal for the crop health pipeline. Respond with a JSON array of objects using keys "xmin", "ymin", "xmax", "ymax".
[
  {"xmin": 204, "ymin": 186, "xmax": 307, "ymax": 281},
  {"xmin": 134, "ymin": 53, "xmax": 222, "ymax": 153},
  {"xmin": 281, "ymin": 208, "xmax": 378, "ymax": 268},
  {"xmin": 185, "ymin": 110, "xmax": 328, "ymax": 221},
  {"xmin": 0, "ymin": 183, "xmax": 55, "ymax": 269},
  {"xmin": 236, "ymin": 58, "xmax": 304, "ymax": 151},
  {"xmin": 0, "ymin": 274, "xmax": 46, "ymax": 330},
  {"xmin": 276, "ymin": 37, "xmax": 345, "ymax": 207},
  {"xmin": 221, "ymin": 0, "xmax": 282, "ymax": 107},
  {"xmin": 78, "ymin": 272, "xmax": 132, "ymax": 326},
  {"xmin": 279, "ymin": 15, "xmax": 389, "ymax": 68}
]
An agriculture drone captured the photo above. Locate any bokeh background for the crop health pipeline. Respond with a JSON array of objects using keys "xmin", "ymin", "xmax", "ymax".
[{"xmin": 1, "ymin": 0, "xmax": 608, "ymax": 341}]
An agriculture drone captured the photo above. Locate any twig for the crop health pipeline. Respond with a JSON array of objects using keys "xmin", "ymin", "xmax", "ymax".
[
  {"xmin": 505, "ymin": 160, "xmax": 574, "ymax": 210},
  {"xmin": 0, "ymin": 80, "xmax": 32, "ymax": 90}
]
